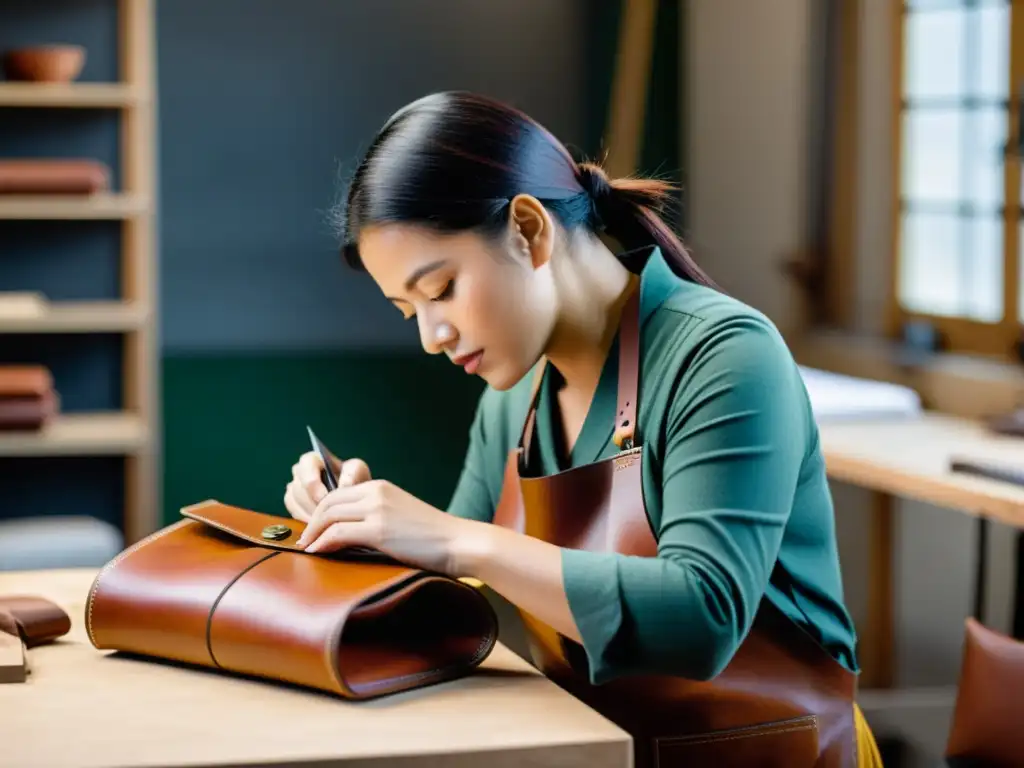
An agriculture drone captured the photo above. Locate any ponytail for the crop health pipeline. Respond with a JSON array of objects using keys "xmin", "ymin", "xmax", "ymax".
[
  {"xmin": 340, "ymin": 91, "xmax": 716, "ymax": 291},
  {"xmin": 576, "ymin": 162, "xmax": 717, "ymax": 289}
]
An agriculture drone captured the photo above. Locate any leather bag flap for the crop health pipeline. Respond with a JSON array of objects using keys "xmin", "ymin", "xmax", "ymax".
[
  {"xmin": 180, "ymin": 499, "xmax": 392, "ymax": 561},
  {"xmin": 181, "ymin": 500, "xmax": 308, "ymax": 551}
]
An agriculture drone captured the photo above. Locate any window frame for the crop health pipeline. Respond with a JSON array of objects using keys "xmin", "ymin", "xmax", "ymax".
[{"xmin": 887, "ymin": 0, "xmax": 1024, "ymax": 359}]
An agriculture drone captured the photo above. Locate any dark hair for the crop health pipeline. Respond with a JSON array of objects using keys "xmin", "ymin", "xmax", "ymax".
[{"xmin": 335, "ymin": 91, "xmax": 715, "ymax": 288}]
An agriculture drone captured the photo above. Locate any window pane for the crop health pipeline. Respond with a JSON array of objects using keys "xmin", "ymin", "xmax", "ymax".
[
  {"xmin": 902, "ymin": 110, "xmax": 961, "ymax": 203},
  {"xmin": 907, "ymin": 1, "xmax": 1005, "ymax": 8},
  {"xmin": 899, "ymin": 213, "xmax": 962, "ymax": 316},
  {"xmin": 901, "ymin": 3, "xmax": 1010, "ymax": 326},
  {"xmin": 905, "ymin": 8, "xmax": 965, "ymax": 99},
  {"xmin": 963, "ymin": 216, "xmax": 1003, "ymax": 322},
  {"xmin": 965, "ymin": 107, "xmax": 1007, "ymax": 209},
  {"xmin": 902, "ymin": 108, "xmax": 1007, "ymax": 209},
  {"xmin": 974, "ymin": 4, "xmax": 1010, "ymax": 100}
]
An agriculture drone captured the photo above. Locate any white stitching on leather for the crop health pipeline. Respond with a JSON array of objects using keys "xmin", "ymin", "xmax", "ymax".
[{"xmin": 654, "ymin": 717, "xmax": 818, "ymax": 752}]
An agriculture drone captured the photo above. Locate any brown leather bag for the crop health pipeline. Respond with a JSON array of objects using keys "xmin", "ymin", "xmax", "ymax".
[{"xmin": 85, "ymin": 500, "xmax": 499, "ymax": 699}]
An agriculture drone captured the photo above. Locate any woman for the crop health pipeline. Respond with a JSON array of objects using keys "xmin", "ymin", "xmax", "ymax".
[{"xmin": 283, "ymin": 91, "xmax": 882, "ymax": 767}]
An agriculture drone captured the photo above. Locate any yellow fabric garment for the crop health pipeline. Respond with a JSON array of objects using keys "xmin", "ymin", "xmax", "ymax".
[{"xmin": 855, "ymin": 702, "xmax": 884, "ymax": 767}]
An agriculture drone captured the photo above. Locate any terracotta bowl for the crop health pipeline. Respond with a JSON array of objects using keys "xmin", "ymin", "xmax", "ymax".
[{"xmin": 2, "ymin": 45, "xmax": 86, "ymax": 83}]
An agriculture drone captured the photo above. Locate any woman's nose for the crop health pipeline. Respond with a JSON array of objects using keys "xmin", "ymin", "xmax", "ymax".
[{"xmin": 419, "ymin": 316, "xmax": 457, "ymax": 355}]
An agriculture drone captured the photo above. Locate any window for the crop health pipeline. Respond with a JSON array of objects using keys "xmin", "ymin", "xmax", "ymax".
[{"xmin": 894, "ymin": 0, "xmax": 1023, "ymax": 357}]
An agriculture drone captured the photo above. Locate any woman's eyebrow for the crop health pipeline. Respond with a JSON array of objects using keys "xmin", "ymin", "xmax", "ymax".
[
  {"xmin": 404, "ymin": 260, "xmax": 448, "ymax": 291},
  {"xmin": 386, "ymin": 260, "xmax": 449, "ymax": 302}
]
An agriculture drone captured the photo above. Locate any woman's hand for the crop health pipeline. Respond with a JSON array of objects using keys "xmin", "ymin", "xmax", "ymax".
[
  {"xmin": 295, "ymin": 479, "xmax": 470, "ymax": 576},
  {"xmin": 283, "ymin": 450, "xmax": 372, "ymax": 522},
  {"xmin": 296, "ymin": 479, "xmax": 585, "ymax": 645}
]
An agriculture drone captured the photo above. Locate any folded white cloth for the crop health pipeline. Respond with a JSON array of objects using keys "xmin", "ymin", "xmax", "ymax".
[
  {"xmin": 798, "ymin": 366, "xmax": 922, "ymax": 421},
  {"xmin": 0, "ymin": 515, "xmax": 122, "ymax": 571}
]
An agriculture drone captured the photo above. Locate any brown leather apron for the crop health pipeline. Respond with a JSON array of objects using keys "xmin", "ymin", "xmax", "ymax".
[{"xmin": 493, "ymin": 288, "xmax": 858, "ymax": 767}]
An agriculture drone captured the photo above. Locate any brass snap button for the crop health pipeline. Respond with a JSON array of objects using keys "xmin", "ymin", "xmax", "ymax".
[{"xmin": 261, "ymin": 523, "xmax": 292, "ymax": 541}]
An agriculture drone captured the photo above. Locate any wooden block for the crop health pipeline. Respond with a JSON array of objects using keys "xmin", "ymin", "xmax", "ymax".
[{"xmin": 0, "ymin": 631, "xmax": 27, "ymax": 683}]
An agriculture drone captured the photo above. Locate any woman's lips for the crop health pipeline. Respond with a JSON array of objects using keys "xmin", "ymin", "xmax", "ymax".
[{"xmin": 453, "ymin": 350, "xmax": 484, "ymax": 374}]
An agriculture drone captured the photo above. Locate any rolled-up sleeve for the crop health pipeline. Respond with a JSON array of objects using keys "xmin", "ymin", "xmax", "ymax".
[{"xmin": 562, "ymin": 316, "xmax": 809, "ymax": 684}]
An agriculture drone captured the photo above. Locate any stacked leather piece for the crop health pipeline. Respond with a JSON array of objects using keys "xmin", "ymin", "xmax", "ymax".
[
  {"xmin": 0, "ymin": 595, "xmax": 72, "ymax": 683},
  {"xmin": 0, "ymin": 159, "xmax": 109, "ymax": 195},
  {"xmin": 0, "ymin": 365, "xmax": 59, "ymax": 430}
]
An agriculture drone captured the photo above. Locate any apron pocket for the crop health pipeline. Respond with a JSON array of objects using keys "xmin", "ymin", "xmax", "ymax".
[{"xmin": 653, "ymin": 714, "xmax": 818, "ymax": 767}]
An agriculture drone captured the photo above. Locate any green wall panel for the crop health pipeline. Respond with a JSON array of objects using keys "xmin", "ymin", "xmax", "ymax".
[{"xmin": 161, "ymin": 353, "xmax": 485, "ymax": 527}]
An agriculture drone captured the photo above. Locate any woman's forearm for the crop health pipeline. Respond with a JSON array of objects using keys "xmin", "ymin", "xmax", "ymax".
[{"xmin": 450, "ymin": 518, "xmax": 584, "ymax": 644}]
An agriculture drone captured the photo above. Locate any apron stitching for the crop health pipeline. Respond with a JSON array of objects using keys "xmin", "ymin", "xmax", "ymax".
[{"xmin": 655, "ymin": 719, "xmax": 817, "ymax": 747}]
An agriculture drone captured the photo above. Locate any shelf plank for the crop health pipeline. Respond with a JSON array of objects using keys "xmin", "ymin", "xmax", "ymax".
[
  {"xmin": 0, "ymin": 412, "xmax": 147, "ymax": 457},
  {"xmin": 0, "ymin": 193, "xmax": 148, "ymax": 220},
  {"xmin": 0, "ymin": 300, "xmax": 149, "ymax": 333},
  {"xmin": 0, "ymin": 82, "xmax": 141, "ymax": 108}
]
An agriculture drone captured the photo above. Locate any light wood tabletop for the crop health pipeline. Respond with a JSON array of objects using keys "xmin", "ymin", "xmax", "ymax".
[
  {"xmin": 820, "ymin": 411, "xmax": 1024, "ymax": 529},
  {"xmin": 0, "ymin": 568, "xmax": 631, "ymax": 768},
  {"xmin": 817, "ymin": 410, "xmax": 1024, "ymax": 691}
]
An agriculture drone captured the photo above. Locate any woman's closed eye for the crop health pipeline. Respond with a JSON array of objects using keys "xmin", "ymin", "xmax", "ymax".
[
  {"xmin": 398, "ymin": 280, "xmax": 456, "ymax": 320},
  {"xmin": 430, "ymin": 280, "xmax": 455, "ymax": 302}
]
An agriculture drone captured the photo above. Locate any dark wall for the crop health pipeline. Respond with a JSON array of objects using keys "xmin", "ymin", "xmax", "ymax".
[
  {"xmin": 157, "ymin": 0, "xmax": 592, "ymax": 352},
  {"xmin": 0, "ymin": 0, "xmax": 682, "ymax": 531}
]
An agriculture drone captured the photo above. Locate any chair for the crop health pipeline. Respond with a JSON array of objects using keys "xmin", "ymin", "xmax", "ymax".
[{"xmin": 944, "ymin": 617, "xmax": 1024, "ymax": 767}]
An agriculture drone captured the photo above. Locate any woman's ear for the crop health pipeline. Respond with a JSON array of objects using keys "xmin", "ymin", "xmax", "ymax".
[{"xmin": 508, "ymin": 194, "xmax": 555, "ymax": 270}]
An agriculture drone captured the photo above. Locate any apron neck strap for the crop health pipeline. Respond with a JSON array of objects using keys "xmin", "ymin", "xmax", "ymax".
[
  {"xmin": 518, "ymin": 285, "xmax": 641, "ymax": 459},
  {"xmin": 612, "ymin": 286, "xmax": 640, "ymax": 450}
]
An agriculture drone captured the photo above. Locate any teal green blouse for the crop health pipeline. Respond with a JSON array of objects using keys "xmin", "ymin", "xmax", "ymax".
[{"xmin": 447, "ymin": 246, "xmax": 859, "ymax": 685}]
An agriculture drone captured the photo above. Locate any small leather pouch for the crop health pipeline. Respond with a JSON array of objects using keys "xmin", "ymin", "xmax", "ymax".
[
  {"xmin": 0, "ymin": 595, "xmax": 71, "ymax": 684},
  {"xmin": 86, "ymin": 500, "xmax": 499, "ymax": 700},
  {"xmin": 0, "ymin": 595, "xmax": 72, "ymax": 648},
  {"xmin": 945, "ymin": 617, "xmax": 1024, "ymax": 766}
]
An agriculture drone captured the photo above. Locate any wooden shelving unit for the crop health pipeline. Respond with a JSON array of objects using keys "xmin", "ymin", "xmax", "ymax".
[
  {"xmin": 0, "ymin": 300, "xmax": 148, "ymax": 333},
  {"xmin": 0, "ymin": 412, "xmax": 148, "ymax": 457},
  {"xmin": 0, "ymin": 0, "xmax": 161, "ymax": 543},
  {"xmin": 0, "ymin": 82, "xmax": 142, "ymax": 108},
  {"xmin": 0, "ymin": 192, "xmax": 148, "ymax": 220}
]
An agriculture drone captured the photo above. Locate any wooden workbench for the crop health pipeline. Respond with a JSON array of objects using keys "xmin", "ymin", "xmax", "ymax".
[
  {"xmin": 0, "ymin": 568, "xmax": 631, "ymax": 768},
  {"xmin": 819, "ymin": 411, "xmax": 1024, "ymax": 689},
  {"xmin": 821, "ymin": 412, "xmax": 1024, "ymax": 528}
]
